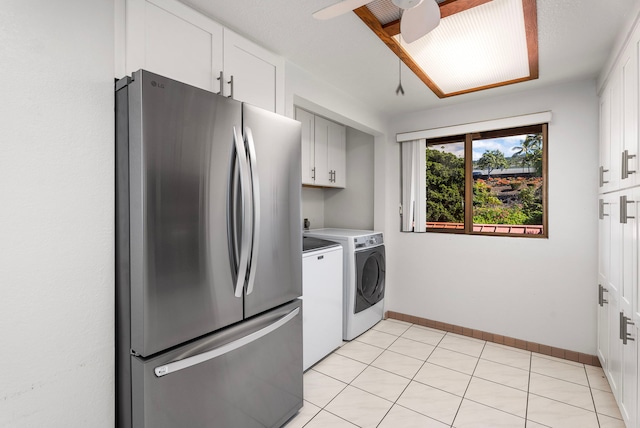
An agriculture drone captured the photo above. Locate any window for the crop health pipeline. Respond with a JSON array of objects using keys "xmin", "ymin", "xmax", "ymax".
[
  {"xmin": 404, "ymin": 123, "xmax": 547, "ymax": 237},
  {"xmin": 425, "ymin": 136, "xmax": 465, "ymax": 230}
]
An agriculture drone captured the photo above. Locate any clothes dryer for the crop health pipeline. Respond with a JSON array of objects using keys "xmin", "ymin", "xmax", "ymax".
[{"xmin": 304, "ymin": 229, "xmax": 385, "ymax": 340}]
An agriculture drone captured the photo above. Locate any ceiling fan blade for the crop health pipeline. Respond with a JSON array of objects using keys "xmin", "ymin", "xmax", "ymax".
[
  {"xmin": 400, "ymin": 0, "xmax": 441, "ymax": 43},
  {"xmin": 313, "ymin": 0, "xmax": 372, "ymax": 20}
]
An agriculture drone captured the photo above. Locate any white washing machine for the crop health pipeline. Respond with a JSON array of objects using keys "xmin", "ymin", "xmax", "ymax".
[{"xmin": 304, "ymin": 228, "xmax": 385, "ymax": 340}]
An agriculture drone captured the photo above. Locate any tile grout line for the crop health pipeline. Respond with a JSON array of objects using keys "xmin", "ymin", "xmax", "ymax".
[
  {"xmin": 373, "ymin": 323, "xmax": 448, "ymax": 427},
  {"xmin": 583, "ymin": 364, "xmax": 602, "ymax": 428},
  {"xmin": 371, "ymin": 325, "xmax": 413, "ymax": 428},
  {"xmin": 311, "ymin": 323, "xmax": 419, "ymax": 428},
  {"xmin": 449, "ymin": 338, "xmax": 487, "ymax": 427},
  {"xmin": 524, "ymin": 348, "xmax": 532, "ymax": 427}
]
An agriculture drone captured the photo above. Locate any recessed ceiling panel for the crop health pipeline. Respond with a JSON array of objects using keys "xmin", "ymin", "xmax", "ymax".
[
  {"xmin": 367, "ymin": 0, "xmax": 401, "ymax": 25},
  {"xmin": 356, "ymin": 0, "xmax": 538, "ymax": 98},
  {"xmin": 400, "ymin": 0, "xmax": 529, "ymax": 94}
]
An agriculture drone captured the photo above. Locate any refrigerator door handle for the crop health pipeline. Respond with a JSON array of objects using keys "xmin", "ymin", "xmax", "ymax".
[
  {"xmin": 154, "ymin": 307, "xmax": 300, "ymax": 377},
  {"xmin": 232, "ymin": 126, "xmax": 252, "ymax": 297},
  {"xmin": 245, "ymin": 127, "xmax": 260, "ymax": 295}
]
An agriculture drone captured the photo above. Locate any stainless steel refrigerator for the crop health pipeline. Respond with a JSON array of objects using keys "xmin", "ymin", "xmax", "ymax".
[{"xmin": 115, "ymin": 70, "xmax": 303, "ymax": 428}]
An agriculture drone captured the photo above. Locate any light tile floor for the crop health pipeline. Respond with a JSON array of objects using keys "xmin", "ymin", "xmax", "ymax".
[{"xmin": 284, "ymin": 319, "xmax": 625, "ymax": 428}]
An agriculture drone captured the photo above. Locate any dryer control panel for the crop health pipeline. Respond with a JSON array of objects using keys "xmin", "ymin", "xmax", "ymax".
[{"xmin": 354, "ymin": 233, "xmax": 384, "ymax": 249}]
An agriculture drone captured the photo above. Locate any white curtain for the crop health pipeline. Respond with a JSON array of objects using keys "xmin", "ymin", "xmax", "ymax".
[{"xmin": 401, "ymin": 139, "xmax": 427, "ymax": 232}]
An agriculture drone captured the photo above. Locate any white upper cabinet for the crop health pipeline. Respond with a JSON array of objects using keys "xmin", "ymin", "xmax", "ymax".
[
  {"xmin": 223, "ymin": 29, "xmax": 284, "ymax": 113},
  {"xmin": 327, "ymin": 120, "xmax": 346, "ymax": 188},
  {"xmin": 620, "ymin": 37, "xmax": 639, "ymax": 189},
  {"xmin": 124, "ymin": 0, "xmax": 223, "ymax": 92},
  {"xmin": 296, "ymin": 108, "xmax": 316, "ymax": 186},
  {"xmin": 296, "ymin": 110, "xmax": 346, "ymax": 189},
  {"xmin": 314, "ymin": 116, "xmax": 346, "ymax": 188},
  {"xmin": 600, "ymin": 32, "xmax": 640, "ymax": 193},
  {"xmin": 119, "ymin": 0, "xmax": 284, "ymax": 113},
  {"xmin": 599, "ymin": 86, "xmax": 612, "ymax": 193},
  {"xmin": 608, "ymin": 69, "xmax": 622, "ymax": 192}
]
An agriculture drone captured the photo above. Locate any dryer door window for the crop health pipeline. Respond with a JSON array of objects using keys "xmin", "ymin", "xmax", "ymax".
[{"xmin": 355, "ymin": 246, "xmax": 385, "ymax": 314}]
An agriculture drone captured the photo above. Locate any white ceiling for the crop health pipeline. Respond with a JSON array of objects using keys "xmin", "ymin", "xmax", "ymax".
[{"xmin": 179, "ymin": 0, "xmax": 637, "ymax": 117}]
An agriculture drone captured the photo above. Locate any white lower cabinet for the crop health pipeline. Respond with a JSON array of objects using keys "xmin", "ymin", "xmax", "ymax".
[
  {"xmin": 119, "ymin": 0, "xmax": 284, "ymax": 113},
  {"xmin": 598, "ymin": 195, "xmax": 613, "ymax": 367},
  {"xmin": 619, "ymin": 188, "xmax": 638, "ymax": 426},
  {"xmin": 302, "ymin": 246, "xmax": 343, "ymax": 371},
  {"xmin": 598, "ymin": 189, "xmax": 639, "ymax": 427}
]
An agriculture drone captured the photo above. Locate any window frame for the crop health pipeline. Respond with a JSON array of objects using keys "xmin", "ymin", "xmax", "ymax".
[{"xmin": 425, "ymin": 123, "xmax": 548, "ymax": 238}]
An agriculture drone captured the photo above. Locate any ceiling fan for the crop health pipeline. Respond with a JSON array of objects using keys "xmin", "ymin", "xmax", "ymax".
[{"xmin": 313, "ymin": 0, "xmax": 441, "ymax": 43}]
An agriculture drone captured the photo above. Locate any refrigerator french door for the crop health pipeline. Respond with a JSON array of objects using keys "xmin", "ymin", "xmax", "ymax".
[{"xmin": 116, "ymin": 70, "xmax": 302, "ymax": 428}]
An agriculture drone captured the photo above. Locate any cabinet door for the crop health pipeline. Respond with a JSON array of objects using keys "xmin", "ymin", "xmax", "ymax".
[
  {"xmin": 619, "ymin": 188, "xmax": 638, "ymax": 426},
  {"xmin": 223, "ymin": 29, "xmax": 283, "ymax": 113},
  {"xmin": 598, "ymin": 196, "xmax": 612, "ymax": 367},
  {"xmin": 609, "ymin": 70, "xmax": 623, "ymax": 191},
  {"xmin": 607, "ymin": 195, "xmax": 623, "ymax": 399},
  {"xmin": 599, "ymin": 87, "xmax": 612, "ymax": 193},
  {"xmin": 313, "ymin": 116, "xmax": 331, "ymax": 187},
  {"xmin": 328, "ymin": 121, "xmax": 346, "ymax": 188},
  {"xmin": 296, "ymin": 108, "xmax": 316, "ymax": 185},
  {"xmin": 125, "ymin": 0, "xmax": 223, "ymax": 92},
  {"xmin": 302, "ymin": 248, "xmax": 343, "ymax": 370},
  {"xmin": 621, "ymin": 41, "xmax": 639, "ymax": 189}
]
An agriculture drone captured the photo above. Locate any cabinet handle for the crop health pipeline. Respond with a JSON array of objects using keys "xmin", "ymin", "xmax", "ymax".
[
  {"xmin": 622, "ymin": 150, "xmax": 636, "ymax": 179},
  {"xmin": 599, "ymin": 166, "xmax": 609, "ymax": 187},
  {"xmin": 598, "ymin": 284, "xmax": 608, "ymax": 306},
  {"xmin": 599, "ymin": 199, "xmax": 609, "ymax": 220},
  {"xmin": 216, "ymin": 71, "xmax": 224, "ymax": 96},
  {"xmin": 621, "ymin": 312, "xmax": 635, "ymax": 345},
  {"xmin": 311, "ymin": 167, "xmax": 316, "ymax": 180},
  {"xmin": 227, "ymin": 75, "xmax": 234, "ymax": 99},
  {"xmin": 620, "ymin": 195, "xmax": 635, "ymax": 224}
]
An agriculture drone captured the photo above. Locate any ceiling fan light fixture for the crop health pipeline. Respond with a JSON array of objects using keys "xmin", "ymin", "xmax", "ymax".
[
  {"xmin": 391, "ymin": 0, "xmax": 423, "ymax": 9},
  {"xmin": 400, "ymin": 0, "xmax": 440, "ymax": 43}
]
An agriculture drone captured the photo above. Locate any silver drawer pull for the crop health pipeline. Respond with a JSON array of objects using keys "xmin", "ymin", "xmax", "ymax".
[
  {"xmin": 154, "ymin": 307, "xmax": 300, "ymax": 377},
  {"xmin": 598, "ymin": 284, "xmax": 608, "ymax": 306},
  {"xmin": 622, "ymin": 150, "xmax": 636, "ymax": 179},
  {"xmin": 620, "ymin": 195, "xmax": 635, "ymax": 224},
  {"xmin": 599, "ymin": 166, "xmax": 609, "ymax": 187},
  {"xmin": 621, "ymin": 312, "xmax": 635, "ymax": 345},
  {"xmin": 599, "ymin": 199, "xmax": 609, "ymax": 220}
]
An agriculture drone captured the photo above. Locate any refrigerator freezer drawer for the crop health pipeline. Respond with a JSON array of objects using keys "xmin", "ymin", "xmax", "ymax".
[{"xmin": 130, "ymin": 300, "xmax": 302, "ymax": 428}]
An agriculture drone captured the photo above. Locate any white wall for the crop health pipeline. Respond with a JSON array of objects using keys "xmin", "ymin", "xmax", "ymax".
[
  {"xmin": 286, "ymin": 61, "xmax": 388, "ymax": 232},
  {"xmin": 284, "ymin": 61, "xmax": 387, "ymax": 134},
  {"xmin": 384, "ymin": 79, "xmax": 599, "ymax": 354},
  {"xmin": 302, "ymin": 128, "xmax": 376, "ymax": 231},
  {"xmin": 302, "ymin": 187, "xmax": 326, "ymax": 229},
  {"xmin": 325, "ymin": 127, "xmax": 375, "ymax": 230},
  {"xmin": 0, "ymin": 1, "xmax": 115, "ymax": 426}
]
